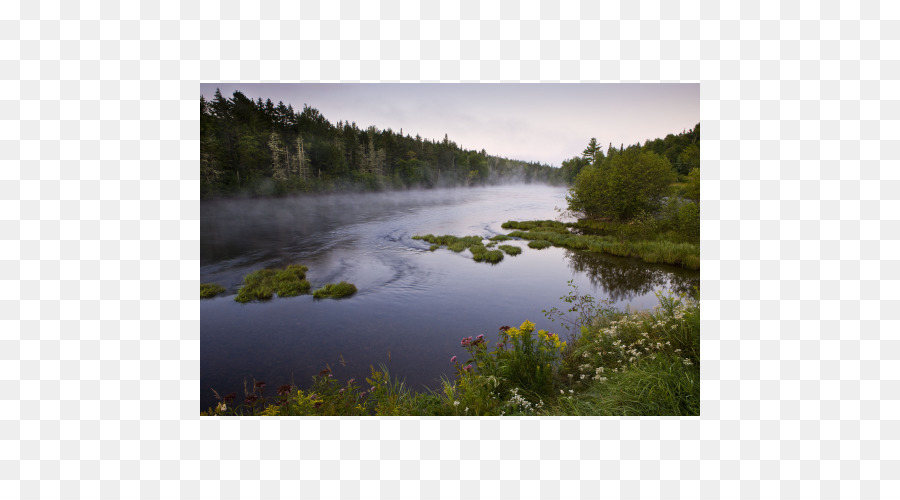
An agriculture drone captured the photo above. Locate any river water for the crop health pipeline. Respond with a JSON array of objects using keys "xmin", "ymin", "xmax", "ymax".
[{"xmin": 200, "ymin": 184, "xmax": 698, "ymax": 410}]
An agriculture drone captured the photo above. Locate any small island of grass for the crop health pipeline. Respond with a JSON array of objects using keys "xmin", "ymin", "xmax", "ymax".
[
  {"xmin": 200, "ymin": 283, "xmax": 226, "ymax": 298},
  {"xmin": 528, "ymin": 240, "xmax": 553, "ymax": 250},
  {"xmin": 312, "ymin": 281, "xmax": 358, "ymax": 299},
  {"xmin": 498, "ymin": 245, "xmax": 522, "ymax": 256},
  {"xmin": 235, "ymin": 264, "xmax": 311, "ymax": 303}
]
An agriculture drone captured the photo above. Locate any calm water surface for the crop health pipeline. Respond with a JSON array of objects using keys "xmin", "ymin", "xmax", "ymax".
[{"xmin": 200, "ymin": 184, "xmax": 698, "ymax": 409}]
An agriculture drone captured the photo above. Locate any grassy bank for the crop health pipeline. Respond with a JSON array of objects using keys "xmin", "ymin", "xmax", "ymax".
[
  {"xmin": 202, "ymin": 289, "xmax": 699, "ymax": 416},
  {"xmin": 503, "ymin": 220, "xmax": 699, "ymax": 270}
]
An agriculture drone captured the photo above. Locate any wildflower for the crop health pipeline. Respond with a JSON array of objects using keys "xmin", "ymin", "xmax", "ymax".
[
  {"xmin": 450, "ymin": 356, "xmax": 457, "ymax": 364},
  {"xmin": 254, "ymin": 381, "xmax": 266, "ymax": 391},
  {"xmin": 348, "ymin": 378, "xmax": 355, "ymax": 385},
  {"xmin": 496, "ymin": 343, "xmax": 504, "ymax": 349},
  {"xmin": 338, "ymin": 388, "xmax": 345, "ymax": 394},
  {"xmin": 560, "ymin": 390, "xmax": 564, "ymax": 394},
  {"xmin": 359, "ymin": 391, "xmax": 367, "ymax": 398},
  {"xmin": 476, "ymin": 334, "xmax": 484, "ymax": 341},
  {"xmin": 245, "ymin": 394, "xmax": 259, "ymax": 405},
  {"xmin": 463, "ymin": 364, "xmax": 473, "ymax": 372},
  {"xmin": 683, "ymin": 358, "xmax": 693, "ymax": 366},
  {"xmin": 224, "ymin": 392, "xmax": 236, "ymax": 403},
  {"xmin": 567, "ymin": 374, "xmax": 573, "ymax": 379},
  {"xmin": 453, "ymin": 401, "xmax": 460, "ymax": 407},
  {"xmin": 216, "ymin": 402, "xmax": 227, "ymax": 413},
  {"xmin": 277, "ymin": 384, "xmax": 292, "ymax": 396},
  {"xmin": 569, "ymin": 390, "xmax": 574, "ymax": 394},
  {"xmin": 499, "ymin": 326, "xmax": 511, "ymax": 331}
]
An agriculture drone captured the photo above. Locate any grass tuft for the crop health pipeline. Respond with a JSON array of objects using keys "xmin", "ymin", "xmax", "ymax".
[
  {"xmin": 528, "ymin": 240, "xmax": 552, "ymax": 249},
  {"xmin": 498, "ymin": 245, "xmax": 522, "ymax": 256},
  {"xmin": 200, "ymin": 283, "xmax": 226, "ymax": 298},
  {"xmin": 312, "ymin": 281, "xmax": 358, "ymax": 299}
]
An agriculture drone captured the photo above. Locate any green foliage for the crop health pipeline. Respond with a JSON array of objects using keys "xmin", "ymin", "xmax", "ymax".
[
  {"xmin": 200, "ymin": 283, "xmax": 226, "ymax": 299},
  {"xmin": 312, "ymin": 281, "xmax": 358, "ymax": 299},
  {"xmin": 567, "ymin": 149, "xmax": 676, "ymax": 222},
  {"xmin": 488, "ymin": 234, "xmax": 511, "ymax": 241},
  {"xmin": 683, "ymin": 167, "xmax": 700, "ymax": 203},
  {"xmin": 415, "ymin": 233, "xmax": 507, "ymax": 264},
  {"xmin": 235, "ymin": 265, "xmax": 313, "ymax": 303},
  {"xmin": 498, "ymin": 245, "xmax": 522, "ymax": 256},
  {"xmin": 505, "ymin": 219, "xmax": 699, "ymax": 269}
]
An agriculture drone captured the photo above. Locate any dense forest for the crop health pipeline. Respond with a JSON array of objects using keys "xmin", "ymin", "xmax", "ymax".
[
  {"xmin": 200, "ymin": 89, "xmax": 566, "ymax": 197},
  {"xmin": 200, "ymin": 88, "xmax": 699, "ymax": 199}
]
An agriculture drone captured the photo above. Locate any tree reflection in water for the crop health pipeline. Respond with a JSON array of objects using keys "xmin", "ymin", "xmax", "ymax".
[{"xmin": 564, "ymin": 249, "xmax": 699, "ymax": 303}]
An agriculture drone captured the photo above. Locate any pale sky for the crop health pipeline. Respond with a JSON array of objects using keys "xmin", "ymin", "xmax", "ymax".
[{"xmin": 200, "ymin": 83, "xmax": 699, "ymax": 167}]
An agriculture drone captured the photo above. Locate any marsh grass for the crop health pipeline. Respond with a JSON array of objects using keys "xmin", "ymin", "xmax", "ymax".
[
  {"xmin": 200, "ymin": 283, "xmax": 226, "ymax": 298},
  {"xmin": 235, "ymin": 264, "xmax": 312, "ymax": 303},
  {"xmin": 498, "ymin": 245, "xmax": 522, "ymax": 256},
  {"xmin": 505, "ymin": 220, "xmax": 699, "ymax": 270},
  {"xmin": 528, "ymin": 239, "xmax": 553, "ymax": 249},
  {"xmin": 414, "ymin": 233, "xmax": 507, "ymax": 264},
  {"xmin": 488, "ymin": 234, "xmax": 511, "ymax": 241},
  {"xmin": 312, "ymin": 281, "xmax": 358, "ymax": 299}
]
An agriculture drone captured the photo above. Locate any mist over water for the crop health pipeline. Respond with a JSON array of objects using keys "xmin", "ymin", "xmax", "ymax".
[{"xmin": 200, "ymin": 184, "xmax": 698, "ymax": 410}]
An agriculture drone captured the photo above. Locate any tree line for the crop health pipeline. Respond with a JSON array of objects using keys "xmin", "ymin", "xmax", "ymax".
[
  {"xmin": 200, "ymin": 89, "xmax": 566, "ymax": 198},
  {"xmin": 564, "ymin": 124, "xmax": 700, "ymax": 243}
]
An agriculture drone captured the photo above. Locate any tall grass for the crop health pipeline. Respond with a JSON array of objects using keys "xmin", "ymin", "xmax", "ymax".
[{"xmin": 505, "ymin": 221, "xmax": 699, "ymax": 270}]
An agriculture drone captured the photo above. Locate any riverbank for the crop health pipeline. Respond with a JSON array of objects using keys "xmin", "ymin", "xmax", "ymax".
[
  {"xmin": 503, "ymin": 219, "xmax": 700, "ymax": 270},
  {"xmin": 202, "ymin": 289, "xmax": 699, "ymax": 416}
]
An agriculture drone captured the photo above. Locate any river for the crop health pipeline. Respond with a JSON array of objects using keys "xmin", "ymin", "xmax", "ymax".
[{"xmin": 200, "ymin": 184, "xmax": 698, "ymax": 410}]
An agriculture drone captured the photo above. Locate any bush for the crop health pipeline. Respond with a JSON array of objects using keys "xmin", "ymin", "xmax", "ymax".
[
  {"xmin": 528, "ymin": 240, "xmax": 552, "ymax": 249},
  {"xmin": 567, "ymin": 149, "xmax": 675, "ymax": 221}
]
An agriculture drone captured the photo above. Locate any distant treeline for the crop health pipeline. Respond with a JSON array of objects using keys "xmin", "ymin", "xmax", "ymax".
[
  {"xmin": 556, "ymin": 123, "xmax": 700, "ymax": 186},
  {"xmin": 201, "ymin": 89, "xmax": 566, "ymax": 198}
]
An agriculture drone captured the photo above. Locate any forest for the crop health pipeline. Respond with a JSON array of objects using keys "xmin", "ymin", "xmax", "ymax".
[
  {"xmin": 201, "ymin": 89, "xmax": 564, "ymax": 197},
  {"xmin": 200, "ymin": 89, "xmax": 700, "ymax": 198}
]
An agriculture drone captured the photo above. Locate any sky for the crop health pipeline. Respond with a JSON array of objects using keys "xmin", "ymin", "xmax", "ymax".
[{"xmin": 200, "ymin": 83, "xmax": 699, "ymax": 167}]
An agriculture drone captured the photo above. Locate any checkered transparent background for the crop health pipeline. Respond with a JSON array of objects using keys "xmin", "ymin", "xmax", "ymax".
[{"xmin": 2, "ymin": 0, "xmax": 897, "ymax": 498}]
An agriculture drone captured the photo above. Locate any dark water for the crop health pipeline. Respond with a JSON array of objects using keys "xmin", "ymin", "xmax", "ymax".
[{"xmin": 200, "ymin": 184, "xmax": 698, "ymax": 410}]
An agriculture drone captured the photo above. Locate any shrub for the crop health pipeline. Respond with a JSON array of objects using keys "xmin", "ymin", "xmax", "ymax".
[{"xmin": 567, "ymin": 149, "xmax": 676, "ymax": 221}]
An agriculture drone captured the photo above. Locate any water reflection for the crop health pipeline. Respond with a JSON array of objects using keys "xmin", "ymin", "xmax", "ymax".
[{"xmin": 564, "ymin": 249, "xmax": 699, "ymax": 303}]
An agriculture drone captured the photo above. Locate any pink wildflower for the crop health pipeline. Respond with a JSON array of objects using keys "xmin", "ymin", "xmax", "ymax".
[
  {"xmin": 450, "ymin": 356, "xmax": 457, "ymax": 364},
  {"xmin": 464, "ymin": 364, "xmax": 472, "ymax": 372}
]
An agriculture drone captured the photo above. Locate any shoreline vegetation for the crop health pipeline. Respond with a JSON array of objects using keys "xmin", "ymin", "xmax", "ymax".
[{"xmin": 202, "ymin": 287, "xmax": 699, "ymax": 416}]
